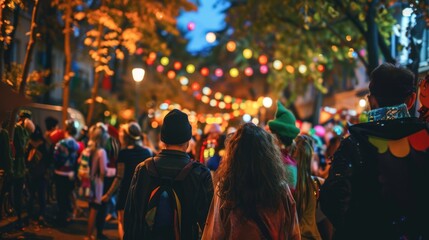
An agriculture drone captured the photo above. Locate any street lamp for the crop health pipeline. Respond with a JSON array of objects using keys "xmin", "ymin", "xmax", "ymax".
[{"xmin": 132, "ymin": 68, "xmax": 145, "ymax": 121}]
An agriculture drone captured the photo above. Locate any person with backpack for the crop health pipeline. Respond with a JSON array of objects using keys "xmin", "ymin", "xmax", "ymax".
[
  {"xmin": 124, "ymin": 109, "xmax": 214, "ymax": 240},
  {"xmin": 53, "ymin": 120, "xmax": 79, "ymax": 226},
  {"xmin": 102, "ymin": 122, "xmax": 152, "ymax": 239},
  {"xmin": 320, "ymin": 63, "xmax": 429, "ymax": 240},
  {"xmin": 202, "ymin": 123, "xmax": 301, "ymax": 240}
]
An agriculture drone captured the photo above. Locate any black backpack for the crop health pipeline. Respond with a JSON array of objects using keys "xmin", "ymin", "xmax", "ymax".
[{"xmin": 144, "ymin": 158, "xmax": 195, "ymax": 240}]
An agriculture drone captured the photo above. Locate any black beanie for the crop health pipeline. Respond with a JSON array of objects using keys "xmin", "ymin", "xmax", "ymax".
[{"xmin": 161, "ymin": 109, "xmax": 192, "ymax": 145}]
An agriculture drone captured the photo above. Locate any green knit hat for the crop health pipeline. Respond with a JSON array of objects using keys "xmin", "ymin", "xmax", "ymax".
[{"xmin": 268, "ymin": 101, "xmax": 300, "ymax": 140}]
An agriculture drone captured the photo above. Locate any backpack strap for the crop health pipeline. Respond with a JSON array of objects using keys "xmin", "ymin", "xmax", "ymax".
[
  {"xmin": 146, "ymin": 157, "xmax": 159, "ymax": 177},
  {"xmin": 174, "ymin": 161, "xmax": 195, "ymax": 181}
]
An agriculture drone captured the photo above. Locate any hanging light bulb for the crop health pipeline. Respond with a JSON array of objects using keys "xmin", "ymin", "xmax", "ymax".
[
  {"xmin": 243, "ymin": 49, "xmax": 253, "ymax": 59},
  {"xmin": 186, "ymin": 64, "xmax": 196, "ymax": 74},
  {"xmin": 226, "ymin": 41, "xmax": 236, "ymax": 52}
]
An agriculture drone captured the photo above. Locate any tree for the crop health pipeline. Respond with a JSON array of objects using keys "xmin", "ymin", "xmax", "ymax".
[
  {"xmin": 80, "ymin": 0, "xmax": 196, "ymax": 124},
  {"xmin": 224, "ymin": 0, "xmax": 402, "ymax": 101},
  {"xmin": 5, "ymin": 0, "xmax": 40, "ymax": 138}
]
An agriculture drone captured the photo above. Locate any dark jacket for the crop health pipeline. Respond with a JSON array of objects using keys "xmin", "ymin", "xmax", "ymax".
[
  {"xmin": 124, "ymin": 149, "xmax": 214, "ymax": 240},
  {"xmin": 320, "ymin": 117, "xmax": 429, "ymax": 240}
]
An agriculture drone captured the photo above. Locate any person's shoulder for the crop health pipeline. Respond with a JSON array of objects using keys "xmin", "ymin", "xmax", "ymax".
[{"xmin": 134, "ymin": 157, "xmax": 152, "ymax": 172}]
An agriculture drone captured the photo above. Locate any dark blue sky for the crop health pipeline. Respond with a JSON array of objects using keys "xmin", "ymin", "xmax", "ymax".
[{"xmin": 177, "ymin": 0, "xmax": 230, "ymax": 54}]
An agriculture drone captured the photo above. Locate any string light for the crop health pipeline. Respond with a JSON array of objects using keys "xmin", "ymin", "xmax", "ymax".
[
  {"xmin": 258, "ymin": 55, "xmax": 268, "ymax": 65},
  {"xmin": 226, "ymin": 41, "xmax": 236, "ymax": 52},
  {"xmin": 229, "ymin": 68, "xmax": 239, "ymax": 77},
  {"xmin": 160, "ymin": 57, "xmax": 169, "ymax": 66},
  {"xmin": 243, "ymin": 49, "xmax": 253, "ymax": 59},
  {"xmin": 186, "ymin": 64, "xmax": 195, "ymax": 74},
  {"xmin": 273, "ymin": 60, "xmax": 283, "ymax": 70}
]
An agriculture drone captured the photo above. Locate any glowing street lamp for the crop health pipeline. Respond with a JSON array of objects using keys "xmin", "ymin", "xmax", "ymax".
[{"xmin": 132, "ymin": 67, "xmax": 145, "ymax": 120}]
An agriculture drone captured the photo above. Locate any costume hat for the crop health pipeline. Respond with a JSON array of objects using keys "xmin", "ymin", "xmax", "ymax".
[{"xmin": 268, "ymin": 101, "xmax": 300, "ymax": 140}]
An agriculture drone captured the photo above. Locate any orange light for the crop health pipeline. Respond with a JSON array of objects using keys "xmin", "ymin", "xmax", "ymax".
[
  {"xmin": 200, "ymin": 67, "xmax": 209, "ymax": 77},
  {"xmin": 258, "ymin": 55, "xmax": 268, "ymax": 65}
]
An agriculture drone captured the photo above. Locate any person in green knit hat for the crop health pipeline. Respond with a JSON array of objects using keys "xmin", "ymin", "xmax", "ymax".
[{"xmin": 268, "ymin": 101, "xmax": 300, "ymax": 192}]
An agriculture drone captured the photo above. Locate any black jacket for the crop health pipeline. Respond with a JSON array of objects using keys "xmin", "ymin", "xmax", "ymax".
[
  {"xmin": 124, "ymin": 149, "xmax": 214, "ymax": 240},
  {"xmin": 320, "ymin": 118, "xmax": 429, "ymax": 240}
]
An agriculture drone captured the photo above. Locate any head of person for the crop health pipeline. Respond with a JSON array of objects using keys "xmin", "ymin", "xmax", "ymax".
[
  {"xmin": 65, "ymin": 119, "xmax": 77, "ymax": 137},
  {"xmin": 18, "ymin": 109, "xmax": 35, "ymax": 134},
  {"xmin": 119, "ymin": 122, "xmax": 142, "ymax": 147},
  {"xmin": 368, "ymin": 63, "xmax": 416, "ymax": 110},
  {"xmin": 204, "ymin": 123, "xmax": 221, "ymax": 139},
  {"xmin": 88, "ymin": 122, "xmax": 109, "ymax": 150},
  {"xmin": 45, "ymin": 117, "xmax": 59, "ymax": 132},
  {"xmin": 217, "ymin": 122, "xmax": 287, "ymax": 218},
  {"xmin": 290, "ymin": 135, "xmax": 315, "ymax": 220},
  {"xmin": 268, "ymin": 101, "xmax": 300, "ymax": 147},
  {"xmin": 161, "ymin": 109, "xmax": 192, "ymax": 151}
]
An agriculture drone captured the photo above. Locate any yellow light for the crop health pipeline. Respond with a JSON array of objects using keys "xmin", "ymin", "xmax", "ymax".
[
  {"xmin": 179, "ymin": 76, "xmax": 189, "ymax": 85},
  {"xmin": 251, "ymin": 118, "xmax": 259, "ymax": 125},
  {"xmin": 286, "ymin": 65, "xmax": 295, "ymax": 74},
  {"xmin": 298, "ymin": 64, "xmax": 307, "ymax": 74},
  {"xmin": 233, "ymin": 111, "xmax": 240, "ymax": 117},
  {"xmin": 229, "ymin": 68, "xmax": 239, "ymax": 77},
  {"xmin": 160, "ymin": 57, "xmax": 169, "ymax": 66},
  {"xmin": 252, "ymin": 102, "xmax": 259, "ymax": 109},
  {"xmin": 226, "ymin": 41, "xmax": 236, "ymax": 52},
  {"xmin": 201, "ymin": 95, "xmax": 210, "ymax": 103},
  {"xmin": 243, "ymin": 49, "xmax": 253, "ymax": 59},
  {"xmin": 214, "ymin": 92, "xmax": 223, "ymax": 100},
  {"xmin": 186, "ymin": 64, "xmax": 195, "ymax": 74},
  {"xmin": 273, "ymin": 60, "xmax": 283, "ymax": 70},
  {"xmin": 209, "ymin": 99, "xmax": 217, "ymax": 107},
  {"xmin": 240, "ymin": 103, "xmax": 246, "ymax": 110},
  {"xmin": 232, "ymin": 103, "xmax": 239, "ymax": 110},
  {"xmin": 219, "ymin": 102, "xmax": 226, "ymax": 109},
  {"xmin": 223, "ymin": 113, "xmax": 230, "ymax": 121},
  {"xmin": 346, "ymin": 35, "xmax": 352, "ymax": 41},
  {"xmin": 331, "ymin": 45, "xmax": 338, "ymax": 52},
  {"xmin": 359, "ymin": 98, "xmax": 367, "ymax": 108},
  {"xmin": 262, "ymin": 97, "xmax": 273, "ymax": 108},
  {"xmin": 206, "ymin": 32, "xmax": 216, "ymax": 43},
  {"xmin": 202, "ymin": 87, "xmax": 212, "ymax": 95},
  {"xmin": 224, "ymin": 95, "xmax": 232, "ymax": 103}
]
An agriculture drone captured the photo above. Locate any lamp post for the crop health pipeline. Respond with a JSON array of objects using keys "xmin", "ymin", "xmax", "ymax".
[{"xmin": 132, "ymin": 68, "xmax": 145, "ymax": 121}]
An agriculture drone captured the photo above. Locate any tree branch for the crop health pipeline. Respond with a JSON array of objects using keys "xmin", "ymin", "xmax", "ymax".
[{"xmin": 377, "ymin": 30, "xmax": 395, "ymax": 63}]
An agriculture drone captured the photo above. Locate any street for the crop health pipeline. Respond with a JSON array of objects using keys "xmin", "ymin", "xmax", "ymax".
[{"xmin": 1, "ymin": 200, "xmax": 119, "ymax": 240}]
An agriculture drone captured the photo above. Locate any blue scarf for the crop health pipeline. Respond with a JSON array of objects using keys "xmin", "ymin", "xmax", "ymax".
[{"xmin": 367, "ymin": 103, "xmax": 410, "ymax": 122}]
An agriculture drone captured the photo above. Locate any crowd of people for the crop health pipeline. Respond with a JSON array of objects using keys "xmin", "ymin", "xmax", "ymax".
[{"xmin": 0, "ymin": 62, "xmax": 428, "ymax": 240}]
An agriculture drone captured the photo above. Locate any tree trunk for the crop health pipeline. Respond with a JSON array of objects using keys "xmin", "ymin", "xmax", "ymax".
[
  {"xmin": 365, "ymin": 0, "xmax": 379, "ymax": 75},
  {"xmin": 62, "ymin": 0, "xmax": 72, "ymax": 129},
  {"xmin": 86, "ymin": 21, "xmax": 104, "ymax": 125},
  {"xmin": 7, "ymin": 0, "xmax": 40, "ymax": 139}
]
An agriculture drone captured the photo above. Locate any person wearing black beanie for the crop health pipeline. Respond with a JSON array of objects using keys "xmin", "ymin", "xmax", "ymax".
[
  {"xmin": 161, "ymin": 109, "xmax": 192, "ymax": 145},
  {"xmin": 124, "ymin": 109, "xmax": 214, "ymax": 240}
]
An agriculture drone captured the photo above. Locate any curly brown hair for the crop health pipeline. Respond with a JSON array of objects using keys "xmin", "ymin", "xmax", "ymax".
[{"xmin": 217, "ymin": 123, "xmax": 288, "ymax": 218}]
